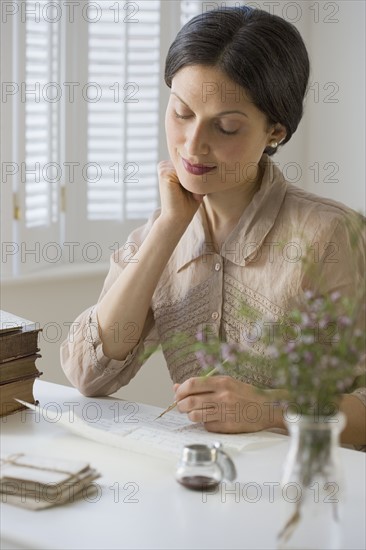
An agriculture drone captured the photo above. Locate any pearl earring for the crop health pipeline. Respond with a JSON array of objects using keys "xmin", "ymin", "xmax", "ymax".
[{"xmin": 269, "ymin": 140, "xmax": 278, "ymax": 148}]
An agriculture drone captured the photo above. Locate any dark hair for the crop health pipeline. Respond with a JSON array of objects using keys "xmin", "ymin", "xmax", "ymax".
[{"xmin": 164, "ymin": 6, "xmax": 310, "ymax": 155}]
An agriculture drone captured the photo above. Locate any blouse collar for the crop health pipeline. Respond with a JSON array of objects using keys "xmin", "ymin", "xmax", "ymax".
[{"xmin": 176, "ymin": 154, "xmax": 288, "ymax": 272}]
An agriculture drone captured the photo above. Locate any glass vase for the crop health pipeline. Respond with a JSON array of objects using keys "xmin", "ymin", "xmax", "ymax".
[{"xmin": 277, "ymin": 411, "xmax": 346, "ymax": 550}]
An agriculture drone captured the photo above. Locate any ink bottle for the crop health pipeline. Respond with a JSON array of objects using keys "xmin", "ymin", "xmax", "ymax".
[{"xmin": 176, "ymin": 442, "xmax": 236, "ymax": 491}]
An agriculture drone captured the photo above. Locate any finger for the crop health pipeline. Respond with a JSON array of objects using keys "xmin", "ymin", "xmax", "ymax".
[
  {"xmin": 175, "ymin": 375, "xmax": 230, "ymax": 400},
  {"xmin": 187, "ymin": 404, "xmax": 221, "ymax": 424},
  {"xmin": 177, "ymin": 395, "xmax": 218, "ymax": 415},
  {"xmin": 157, "ymin": 160, "xmax": 180, "ymax": 186}
]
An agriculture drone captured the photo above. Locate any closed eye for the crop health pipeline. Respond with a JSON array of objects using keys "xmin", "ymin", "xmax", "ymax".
[
  {"xmin": 174, "ymin": 111, "xmax": 238, "ymax": 136},
  {"xmin": 216, "ymin": 126, "xmax": 238, "ymax": 136},
  {"xmin": 174, "ymin": 112, "xmax": 191, "ymax": 120}
]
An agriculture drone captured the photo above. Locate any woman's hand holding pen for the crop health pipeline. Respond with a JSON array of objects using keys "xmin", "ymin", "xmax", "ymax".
[{"xmin": 173, "ymin": 376, "xmax": 285, "ymax": 434}]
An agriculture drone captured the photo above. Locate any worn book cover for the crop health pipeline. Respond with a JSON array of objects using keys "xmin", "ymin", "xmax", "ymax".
[
  {"xmin": 0, "ymin": 310, "xmax": 42, "ymax": 363},
  {"xmin": 0, "ymin": 374, "xmax": 41, "ymax": 416},
  {"xmin": 0, "ymin": 354, "xmax": 42, "ymax": 385}
]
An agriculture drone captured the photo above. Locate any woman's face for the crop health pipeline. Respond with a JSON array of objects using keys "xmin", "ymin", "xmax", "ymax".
[{"xmin": 165, "ymin": 64, "xmax": 285, "ymax": 195}]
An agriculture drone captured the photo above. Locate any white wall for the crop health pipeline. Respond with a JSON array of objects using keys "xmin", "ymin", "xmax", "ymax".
[
  {"xmin": 303, "ymin": 0, "xmax": 365, "ymax": 212},
  {"xmin": 2, "ymin": 1, "xmax": 365, "ymax": 407},
  {"xmin": 260, "ymin": 0, "xmax": 365, "ymax": 214}
]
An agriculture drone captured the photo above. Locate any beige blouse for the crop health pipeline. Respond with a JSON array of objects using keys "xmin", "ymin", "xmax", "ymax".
[{"xmin": 60, "ymin": 154, "xmax": 366, "ymax": 417}]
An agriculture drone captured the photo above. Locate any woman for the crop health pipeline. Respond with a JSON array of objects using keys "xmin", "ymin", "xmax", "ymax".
[{"xmin": 60, "ymin": 6, "xmax": 365, "ymax": 446}]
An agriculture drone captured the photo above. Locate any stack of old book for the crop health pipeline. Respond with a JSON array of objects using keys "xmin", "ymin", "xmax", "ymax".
[{"xmin": 0, "ymin": 310, "xmax": 43, "ymax": 417}]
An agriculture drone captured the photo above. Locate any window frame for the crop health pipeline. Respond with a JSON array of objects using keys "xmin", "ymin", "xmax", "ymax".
[{"xmin": 1, "ymin": 1, "xmax": 206, "ymax": 280}]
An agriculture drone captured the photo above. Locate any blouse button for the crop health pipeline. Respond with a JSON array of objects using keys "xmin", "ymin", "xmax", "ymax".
[
  {"xmin": 214, "ymin": 263, "xmax": 221, "ymax": 271},
  {"xmin": 211, "ymin": 312, "xmax": 219, "ymax": 320}
]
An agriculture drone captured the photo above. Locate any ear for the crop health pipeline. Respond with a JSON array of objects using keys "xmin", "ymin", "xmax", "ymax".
[{"xmin": 268, "ymin": 123, "xmax": 287, "ymax": 145}]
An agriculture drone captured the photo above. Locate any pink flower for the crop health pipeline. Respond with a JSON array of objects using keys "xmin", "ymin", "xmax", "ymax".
[
  {"xmin": 329, "ymin": 356, "xmax": 339, "ymax": 367},
  {"xmin": 285, "ymin": 342, "xmax": 296, "ymax": 353},
  {"xmin": 330, "ymin": 291, "xmax": 341, "ymax": 302},
  {"xmin": 267, "ymin": 345, "xmax": 279, "ymax": 359},
  {"xmin": 220, "ymin": 343, "xmax": 238, "ymax": 364},
  {"xmin": 338, "ymin": 316, "xmax": 352, "ymax": 327},
  {"xmin": 195, "ymin": 350, "xmax": 216, "ymax": 369},
  {"xmin": 303, "ymin": 351, "xmax": 314, "ymax": 364}
]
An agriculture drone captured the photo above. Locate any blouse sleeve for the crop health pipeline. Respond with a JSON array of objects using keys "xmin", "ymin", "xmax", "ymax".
[
  {"xmin": 303, "ymin": 213, "xmax": 366, "ymax": 447},
  {"xmin": 60, "ymin": 210, "xmax": 161, "ymax": 397}
]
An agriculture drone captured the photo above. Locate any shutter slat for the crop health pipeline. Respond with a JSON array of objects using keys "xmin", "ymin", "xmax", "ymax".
[
  {"xmin": 87, "ymin": 2, "xmax": 161, "ymax": 221},
  {"xmin": 5, "ymin": 1, "xmax": 193, "ymax": 275},
  {"xmin": 24, "ymin": 0, "xmax": 59, "ymax": 230}
]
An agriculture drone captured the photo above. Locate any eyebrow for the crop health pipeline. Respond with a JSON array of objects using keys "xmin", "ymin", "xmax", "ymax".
[{"xmin": 171, "ymin": 92, "xmax": 248, "ymax": 118}]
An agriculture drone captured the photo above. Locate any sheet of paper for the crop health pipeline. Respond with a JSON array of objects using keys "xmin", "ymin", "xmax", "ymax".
[{"xmin": 16, "ymin": 399, "xmax": 282, "ymax": 460}]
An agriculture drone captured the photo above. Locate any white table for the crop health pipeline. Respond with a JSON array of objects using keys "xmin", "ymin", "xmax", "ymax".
[{"xmin": 1, "ymin": 380, "xmax": 365, "ymax": 550}]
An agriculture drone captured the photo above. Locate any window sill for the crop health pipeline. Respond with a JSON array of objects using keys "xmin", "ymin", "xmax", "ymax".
[{"xmin": 2, "ymin": 262, "xmax": 110, "ymax": 287}]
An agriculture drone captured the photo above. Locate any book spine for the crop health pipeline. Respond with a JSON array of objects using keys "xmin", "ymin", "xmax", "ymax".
[
  {"xmin": 0, "ymin": 331, "xmax": 41, "ymax": 363},
  {"xmin": 0, "ymin": 371, "xmax": 43, "ymax": 386},
  {"xmin": 0, "ymin": 378, "xmax": 38, "ymax": 417}
]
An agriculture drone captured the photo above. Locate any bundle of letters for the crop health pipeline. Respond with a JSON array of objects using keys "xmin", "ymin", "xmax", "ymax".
[{"xmin": 0, "ymin": 453, "xmax": 101, "ymax": 510}]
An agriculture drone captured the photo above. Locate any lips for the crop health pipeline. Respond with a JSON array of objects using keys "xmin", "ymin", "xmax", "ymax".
[{"xmin": 181, "ymin": 157, "xmax": 216, "ymax": 176}]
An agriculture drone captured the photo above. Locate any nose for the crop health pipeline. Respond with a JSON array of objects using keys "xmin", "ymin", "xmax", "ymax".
[{"xmin": 185, "ymin": 121, "xmax": 210, "ymax": 157}]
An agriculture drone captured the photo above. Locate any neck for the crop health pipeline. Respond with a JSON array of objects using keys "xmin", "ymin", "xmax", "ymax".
[{"xmin": 203, "ymin": 162, "xmax": 263, "ymax": 239}]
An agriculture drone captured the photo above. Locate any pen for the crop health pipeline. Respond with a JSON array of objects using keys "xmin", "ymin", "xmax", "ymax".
[{"xmin": 154, "ymin": 365, "xmax": 220, "ymax": 420}]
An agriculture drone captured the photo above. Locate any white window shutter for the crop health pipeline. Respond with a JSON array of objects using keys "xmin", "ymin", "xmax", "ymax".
[
  {"xmin": 13, "ymin": 0, "xmax": 61, "ymax": 276},
  {"xmin": 2, "ymin": 1, "xmax": 204, "ymax": 277},
  {"xmin": 65, "ymin": 0, "xmax": 162, "ymax": 261},
  {"xmin": 87, "ymin": 0, "xmax": 160, "ymax": 223},
  {"xmin": 0, "ymin": 8, "xmax": 15, "ymax": 279}
]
